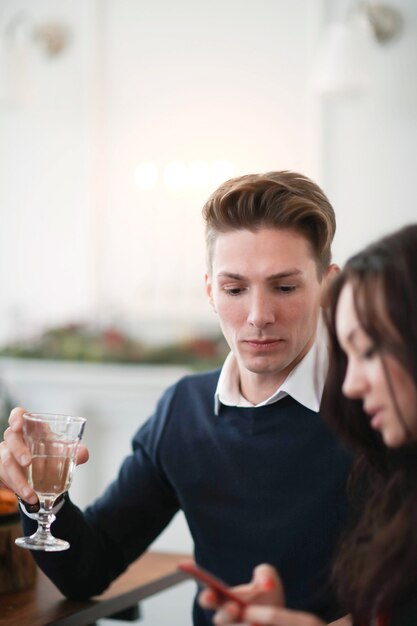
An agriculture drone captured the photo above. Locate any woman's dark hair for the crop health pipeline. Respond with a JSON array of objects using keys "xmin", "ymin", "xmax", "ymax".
[{"xmin": 322, "ymin": 223, "xmax": 417, "ymax": 623}]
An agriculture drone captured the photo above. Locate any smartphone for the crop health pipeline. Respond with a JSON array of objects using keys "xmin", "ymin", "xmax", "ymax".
[{"xmin": 178, "ymin": 560, "xmax": 247, "ymax": 608}]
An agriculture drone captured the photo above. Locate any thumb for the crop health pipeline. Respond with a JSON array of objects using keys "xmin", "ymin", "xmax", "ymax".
[
  {"xmin": 252, "ymin": 564, "xmax": 285, "ymax": 606},
  {"xmin": 76, "ymin": 444, "xmax": 89, "ymax": 465}
]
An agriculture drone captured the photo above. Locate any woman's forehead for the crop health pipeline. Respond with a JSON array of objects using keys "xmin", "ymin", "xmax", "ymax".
[{"xmin": 335, "ymin": 283, "xmax": 363, "ymax": 347}]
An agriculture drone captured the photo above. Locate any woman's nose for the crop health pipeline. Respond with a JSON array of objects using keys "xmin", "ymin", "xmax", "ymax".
[{"xmin": 342, "ymin": 360, "xmax": 367, "ymax": 399}]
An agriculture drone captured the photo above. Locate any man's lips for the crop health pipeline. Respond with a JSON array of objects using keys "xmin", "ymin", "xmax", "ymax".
[{"xmin": 242, "ymin": 339, "xmax": 283, "ymax": 349}]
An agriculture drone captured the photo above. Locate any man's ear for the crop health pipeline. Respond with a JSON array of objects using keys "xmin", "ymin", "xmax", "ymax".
[
  {"xmin": 320, "ymin": 264, "xmax": 340, "ymax": 308},
  {"xmin": 205, "ymin": 273, "xmax": 216, "ymax": 312}
]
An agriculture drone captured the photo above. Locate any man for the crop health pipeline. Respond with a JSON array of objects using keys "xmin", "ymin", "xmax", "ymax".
[{"xmin": 0, "ymin": 171, "xmax": 351, "ymax": 625}]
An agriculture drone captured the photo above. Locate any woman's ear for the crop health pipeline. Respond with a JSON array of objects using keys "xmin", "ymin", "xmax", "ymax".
[{"xmin": 321, "ymin": 264, "xmax": 340, "ymax": 308}]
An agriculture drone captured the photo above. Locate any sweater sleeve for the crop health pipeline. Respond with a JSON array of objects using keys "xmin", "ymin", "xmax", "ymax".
[{"xmin": 21, "ymin": 387, "xmax": 180, "ymax": 600}]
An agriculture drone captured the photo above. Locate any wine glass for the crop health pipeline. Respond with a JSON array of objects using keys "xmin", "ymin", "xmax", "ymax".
[{"xmin": 15, "ymin": 412, "xmax": 86, "ymax": 552}]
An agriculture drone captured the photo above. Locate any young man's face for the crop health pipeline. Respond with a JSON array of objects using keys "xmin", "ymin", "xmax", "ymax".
[{"xmin": 206, "ymin": 227, "xmax": 332, "ymax": 401}]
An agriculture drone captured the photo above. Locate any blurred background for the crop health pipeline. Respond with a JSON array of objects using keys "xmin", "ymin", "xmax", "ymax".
[
  {"xmin": 0, "ymin": 0, "xmax": 416, "ymax": 347},
  {"xmin": 0, "ymin": 0, "xmax": 416, "ymax": 623}
]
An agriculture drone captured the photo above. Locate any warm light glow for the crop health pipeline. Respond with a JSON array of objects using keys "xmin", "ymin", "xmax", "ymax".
[
  {"xmin": 163, "ymin": 161, "xmax": 189, "ymax": 191},
  {"xmin": 133, "ymin": 160, "xmax": 235, "ymax": 192},
  {"xmin": 188, "ymin": 160, "xmax": 210, "ymax": 188},
  {"xmin": 211, "ymin": 160, "xmax": 235, "ymax": 186},
  {"xmin": 133, "ymin": 162, "xmax": 158, "ymax": 189}
]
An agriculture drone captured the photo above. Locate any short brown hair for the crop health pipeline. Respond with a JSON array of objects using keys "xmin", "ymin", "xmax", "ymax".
[{"xmin": 202, "ymin": 171, "xmax": 336, "ymax": 277}]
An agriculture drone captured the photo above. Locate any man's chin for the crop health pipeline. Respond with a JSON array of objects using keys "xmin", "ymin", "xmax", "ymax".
[{"xmin": 239, "ymin": 357, "xmax": 286, "ymax": 376}]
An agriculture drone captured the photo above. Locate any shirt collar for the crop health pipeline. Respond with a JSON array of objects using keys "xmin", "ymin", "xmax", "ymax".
[{"xmin": 214, "ymin": 315, "xmax": 328, "ymax": 415}]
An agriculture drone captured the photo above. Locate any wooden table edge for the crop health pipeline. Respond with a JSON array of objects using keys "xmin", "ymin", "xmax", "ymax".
[
  {"xmin": 0, "ymin": 550, "xmax": 193, "ymax": 626},
  {"xmin": 50, "ymin": 569, "xmax": 191, "ymax": 626}
]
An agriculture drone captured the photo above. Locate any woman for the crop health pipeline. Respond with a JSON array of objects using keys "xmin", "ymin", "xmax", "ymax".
[{"xmin": 200, "ymin": 223, "xmax": 417, "ymax": 626}]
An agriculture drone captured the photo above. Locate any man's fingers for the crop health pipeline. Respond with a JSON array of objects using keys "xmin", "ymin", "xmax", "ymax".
[
  {"xmin": 8, "ymin": 407, "xmax": 26, "ymax": 431},
  {"xmin": 76, "ymin": 444, "xmax": 89, "ymax": 465},
  {"xmin": 1, "ymin": 406, "xmax": 88, "ymax": 504},
  {"xmin": 3, "ymin": 426, "xmax": 31, "ymax": 466},
  {"xmin": 1, "ymin": 408, "xmax": 36, "ymax": 503},
  {"xmin": 0, "ymin": 442, "xmax": 37, "ymax": 503}
]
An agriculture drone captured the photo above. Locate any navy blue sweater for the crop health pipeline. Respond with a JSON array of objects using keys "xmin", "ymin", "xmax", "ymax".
[{"xmin": 23, "ymin": 369, "xmax": 351, "ymax": 625}]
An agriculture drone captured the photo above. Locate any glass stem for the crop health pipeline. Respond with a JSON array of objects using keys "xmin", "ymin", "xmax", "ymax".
[{"xmin": 35, "ymin": 510, "xmax": 56, "ymax": 540}]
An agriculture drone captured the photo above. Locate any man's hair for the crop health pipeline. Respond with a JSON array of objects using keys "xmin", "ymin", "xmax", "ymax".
[{"xmin": 202, "ymin": 171, "xmax": 336, "ymax": 277}]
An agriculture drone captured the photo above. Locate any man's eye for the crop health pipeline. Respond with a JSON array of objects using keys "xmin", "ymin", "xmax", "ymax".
[
  {"xmin": 224, "ymin": 287, "xmax": 244, "ymax": 296},
  {"xmin": 276, "ymin": 285, "xmax": 296, "ymax": 293}
]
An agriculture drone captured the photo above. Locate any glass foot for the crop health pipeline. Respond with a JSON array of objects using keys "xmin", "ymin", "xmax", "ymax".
[{"xmin": 15, "ymin": 535, "xmax": 70, "ymax": 552}]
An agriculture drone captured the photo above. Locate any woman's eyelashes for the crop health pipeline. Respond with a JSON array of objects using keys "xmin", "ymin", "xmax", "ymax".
[{"xmin": 362, "ymin": 343, "xmax": 378, "ymax": 360}]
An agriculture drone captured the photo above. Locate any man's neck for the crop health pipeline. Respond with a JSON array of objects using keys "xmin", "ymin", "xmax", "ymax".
[{"xmin": 239, "ymin": 371, "xmax": 287, "ymax": 405}]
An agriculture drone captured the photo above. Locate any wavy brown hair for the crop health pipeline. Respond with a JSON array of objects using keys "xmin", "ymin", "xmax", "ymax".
[
  {"xmin": 202, "ymin": 171, "xmax": 336, "ymax": 277},
  {"xmin": 322, "ymin": 224, "xmax": 417, "ymax": 624}
]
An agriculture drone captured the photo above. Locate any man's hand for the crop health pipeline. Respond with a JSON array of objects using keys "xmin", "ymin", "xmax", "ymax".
[{"xmin": 0, "ymin": 407, "xmax": 89, "ymax": 505}]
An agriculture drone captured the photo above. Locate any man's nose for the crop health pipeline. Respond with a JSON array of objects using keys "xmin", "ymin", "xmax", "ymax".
[
  {"xmin": 342, "ymin": 360, "xmax": 367, "ymax": 399},
  {"xmin": 247, "ymin": 292, "xmax": 275, "ymax": 328}
]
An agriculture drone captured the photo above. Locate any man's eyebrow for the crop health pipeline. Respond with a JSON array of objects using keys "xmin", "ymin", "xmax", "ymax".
[
  {"xmin": 216, "ymin": 272, "xmax": 245, "ymax": 280},
  {"xmin": 267, "ymin": 270, "xmax": 303, "ymax": 280},
  {"xmin": 216, "ymin": 269, "xmax": 304, "ymax": 280}
]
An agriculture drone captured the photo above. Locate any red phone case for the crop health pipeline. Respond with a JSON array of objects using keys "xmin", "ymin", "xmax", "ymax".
[{"xmin": 178, "ymin": 561, "xmax": 247, "ymax": 607}]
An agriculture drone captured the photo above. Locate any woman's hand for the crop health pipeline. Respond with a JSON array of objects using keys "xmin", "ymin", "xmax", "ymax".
[
  {"xmin": 240, "ymin": 605, "xmax": 325, "ymax": 626},
  {"xmin": 199, "ymin": 563, "xmax": 286, "ymax": 625},
  {"xmin": 0, "ymin": 407, "xmax": 89, "ymax": 503},
  {"xmin": 198, "ymin": 562, "xmax": 335, "ymax": 625}
]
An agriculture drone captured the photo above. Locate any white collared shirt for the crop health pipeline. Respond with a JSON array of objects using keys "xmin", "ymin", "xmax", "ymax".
[{"xmin": 214, "ymin": 315, "xmax": 328, "ymax": 415}]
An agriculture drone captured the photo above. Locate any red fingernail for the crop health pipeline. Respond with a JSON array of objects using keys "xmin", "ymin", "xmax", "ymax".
[
  {"xmin": 260, "ymin": 577, "xmax": 276, "ymax": 591},
  {"xmin": 205, "ymin": 589, "xmax": 217, "ymax": 603}
]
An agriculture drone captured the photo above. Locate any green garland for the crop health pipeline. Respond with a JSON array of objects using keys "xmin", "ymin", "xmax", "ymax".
[{"xmin": 0, "ymin": 324, "xmax": 228, "ymax": 370}]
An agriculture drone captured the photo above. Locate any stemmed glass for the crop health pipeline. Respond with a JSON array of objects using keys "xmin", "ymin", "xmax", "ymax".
[{"xmin": 15, "ymin": 412, "xmax": 86, "ymax": 552}]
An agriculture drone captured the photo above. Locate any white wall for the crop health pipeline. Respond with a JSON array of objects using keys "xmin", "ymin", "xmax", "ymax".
[
  {"xmin": 1, "ymin": 1, "xmax": 416, "ymax": 342},
  {"xmin": 320, "ymin": 0, "xmax": 417, "ymax": 264},
  {"xmin": 0, "ymin": 0, "xmax": 322, "ymax": 345},
  {"xmin": 0, "ymin": 0, "xmax": 98, "ymax": 343}
]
